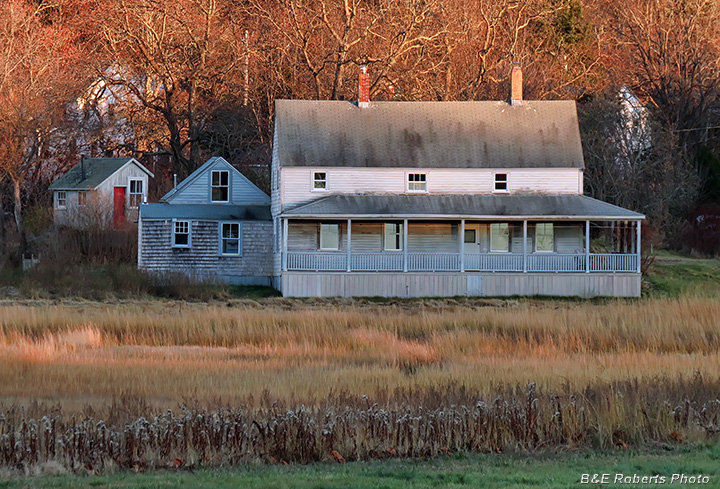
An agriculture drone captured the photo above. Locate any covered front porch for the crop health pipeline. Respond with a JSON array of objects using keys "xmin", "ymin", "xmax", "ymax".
[
  {"xmin": 277, "ymin": 194, "xmax": 645, "ymax": 297},
  {"xmin": 282, "ymin": 219, "xmax": 641, "ymax": 274}
]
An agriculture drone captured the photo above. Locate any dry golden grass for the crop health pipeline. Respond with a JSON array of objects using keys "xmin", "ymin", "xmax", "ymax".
[{"xmin": 1, "ymin": 297, "xmax": 719, "ymax": 410}]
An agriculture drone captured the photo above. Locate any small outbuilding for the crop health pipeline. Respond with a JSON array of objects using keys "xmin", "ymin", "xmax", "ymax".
[
  {"xmin": 48, "ymin": 157, "xmax": 153, "ymax": 229},
  {"xmin": 138, "ymin": 157, "xmax": 273, "ymax": 285}
]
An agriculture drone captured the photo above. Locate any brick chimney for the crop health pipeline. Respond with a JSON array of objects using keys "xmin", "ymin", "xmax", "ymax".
[
  {"xmin": 358, "ymin": 65, "xmax": 370, "ymax": 108},
  {"xmin": 511, "ymin": 62, "xmax": 522, "ymax": 106}
]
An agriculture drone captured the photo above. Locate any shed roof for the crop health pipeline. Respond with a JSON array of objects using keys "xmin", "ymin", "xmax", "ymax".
[
  {"xmin": 274, "ymin": 100, "xmax": 584, "ymax": 169},
  {"xmin": 49, "ymin": 158, "xmax": 153, "ymax": 191},
  {"xmin": 140, "ymin": 203, "xmax": 271, "ymax": 221},
  {"xmin": 283, "ymin": 194, "xmax": 644, "ymax": 220}
]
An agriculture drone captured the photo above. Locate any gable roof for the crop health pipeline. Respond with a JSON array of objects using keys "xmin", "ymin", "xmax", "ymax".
[
  {"xmin": 49, "ymin": 158, "xmax": 153, "ymax": 191},
  {"xmin": 161, "ymin": 156, "xmax": 269, "ymax": 204},
  {"xmin": 274, "ymin": 100, "xmax": 584, "ymax": 169},
  {"xmin": 283, "ymin": 194, "xmax": 644, "ymax": 221}
]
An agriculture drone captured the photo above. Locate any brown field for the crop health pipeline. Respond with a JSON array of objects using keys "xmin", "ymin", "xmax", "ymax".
[
  {"xmin": 2, "ymin": 291, "xmax": 720, "ymax": 469},
  {"xmin": 1, "ymin": 296, "xmax": 719, "ymax": 411}
]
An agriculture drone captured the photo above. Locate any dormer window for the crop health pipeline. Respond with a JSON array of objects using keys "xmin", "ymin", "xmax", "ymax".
[
  {"xmin": 211, "ymin": 170, "xmax": 229, "ymax": 202},
  {"xmin": 313, "ymin": 172, "xmax": 327, "ymax": 191},
  {"xmin": 408, "ymin": 173, "xmax": 427, "ymax": 192},
  {"xmin": 494, "ymin": 173, "xmax": 508, "ymax": 192}
]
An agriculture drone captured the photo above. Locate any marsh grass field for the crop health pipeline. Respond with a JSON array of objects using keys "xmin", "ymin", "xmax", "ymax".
[{"xmin": 1, "ymin": 255, "xmax": 720, "ymax": 483}]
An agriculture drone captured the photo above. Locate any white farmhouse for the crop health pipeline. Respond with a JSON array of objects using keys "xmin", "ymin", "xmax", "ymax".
[{"xmin": 271, "ymin": 66, "xmax": 645, "ymax": 297}]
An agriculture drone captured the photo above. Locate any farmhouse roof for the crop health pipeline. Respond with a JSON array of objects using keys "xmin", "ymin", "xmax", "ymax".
[
  {"xmin": 274, "ymin": 100, "xmax": 584, "ymax": 169},
  {"xmin": 283, "ymin": 194, "xmax": 645, "ymax": 220},
  {"xmin": 48, "ymin": 157, "xmax": 153, "ymax": 191}
]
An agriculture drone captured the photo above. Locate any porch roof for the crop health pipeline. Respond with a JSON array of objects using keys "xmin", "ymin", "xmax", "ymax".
[
  {"xmin": 140, "ymin": 203, "xmax": 271, "ymax": 221},
  {"xmin": 283, "ymin": 194, "xmax": 644, "ymax": 221}
]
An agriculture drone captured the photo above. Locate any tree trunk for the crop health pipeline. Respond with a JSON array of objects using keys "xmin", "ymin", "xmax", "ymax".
[{"xmin": 13, "ymin": 178, "xmax": 27, "ymax": 260}]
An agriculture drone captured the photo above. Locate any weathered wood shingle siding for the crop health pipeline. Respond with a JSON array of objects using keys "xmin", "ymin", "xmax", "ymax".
[{"xmin": 139, "ymin": 219, "xmax": 273, "ymax": 284}]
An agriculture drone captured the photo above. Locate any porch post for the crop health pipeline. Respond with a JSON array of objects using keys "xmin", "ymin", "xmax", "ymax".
[
  {"xmin": 282, "ymin": 218, "xmax": 288, "ymax": 271},
  {"xmin": 522, "ymin": 220, "xmax": 527, "ymax": 273},
  {"xmin": 460, "ymin": 219, "xmax": 465, "ymax": 272},
  {"xmin": 585, "ymin": 220, "xmax": 590, "ymax": 273},
  {"xmin": 403, "ymin": 219, "xmax": 408, "ymax": 272},
  {"xmin": 610, "ymin": 221, "xmax": 615, "ymax": 253},
  {"xmin": 346, "ymin": 218, "xmax": 352, "ymax": 272},
  {"xmin": 636, "ymin": 220, "xmax": 642, "ymax": 273}
]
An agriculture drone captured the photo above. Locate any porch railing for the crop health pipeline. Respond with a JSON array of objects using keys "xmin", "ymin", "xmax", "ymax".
[
  {"xmin": 350, "ymin": 252, "xmax": 402, "ymax": 271},
  {"xmin": 408, "ymin": 253, "xmax": 461, "ymax": 271},
  {"xmin": 286, "ymin": 252, "xmax": 640, "ymax": 273},
  {"xmin": 464, "ymin": 253, "xmax": 524, "ymax": 271}
]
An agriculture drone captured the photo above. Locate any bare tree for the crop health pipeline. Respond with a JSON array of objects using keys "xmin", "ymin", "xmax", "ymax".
[
  {"xmin": 83, "ymin": 0, "xmax": 250, "ymax": 178},
  {"xmin": 580, "ymin": 89, "xmax": 701, "ymax": 243},
  {"xmin": 0, "ymin": 0, "xmax": 84, "ymax": 260},
  {"xmin": 612, "ymin": 0, "xmax": 720, "ymax": 150}
]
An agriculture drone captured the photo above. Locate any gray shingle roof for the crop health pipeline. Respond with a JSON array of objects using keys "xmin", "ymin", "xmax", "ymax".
[
  {"xmin": 274, "ymin": 100, "xmax": 584, "ymax": 169},
  {"xmin": 283, "ymin": 194, "xmax": 644, "ymax": 220},
  {"xmin": 48, "ymin": 158, "xmax": 153, "ymax": 190},
  {"xmin": 140, "ymin": 203, "xmax": 271, "ymax": 221}
]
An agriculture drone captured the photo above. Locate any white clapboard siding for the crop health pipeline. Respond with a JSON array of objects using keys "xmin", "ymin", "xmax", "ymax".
[
  {"xmin": 271, "ymin": 129, "xmax": 282, "ymax": 216},
  {"xmin": 95, "ymin": 162, "xmax": 151, "ymax": 200},
  {"xmin": 510, "ymin": 225, "xmax": 533, "ymax": 253},
  {"xmin": 281, "ymin": 167, "xmax": 582, "ymax": 208},
  {"xmin": 351, "ymin": 223, "xmax": 383, "ymax": 252},
  {"xmin": 288, "ymin": 222, "xmax": 462, "ymax": 253},
  {"xmin": 407, "ymin": 223, "xmax": 458, "ymax": 253},
  {"xmin": 555, "ymin": 225, "xmax": 584, "ymax": 253}
]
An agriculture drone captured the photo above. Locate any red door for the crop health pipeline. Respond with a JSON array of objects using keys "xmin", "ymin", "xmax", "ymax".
[{"xmin": 113, "ymin": 187, "xmax": 126, "ymax": 229}]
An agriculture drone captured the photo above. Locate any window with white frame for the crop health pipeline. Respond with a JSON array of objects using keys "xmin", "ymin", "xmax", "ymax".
[
  {"xmin": 172, "ymin": 220, "xmax": 191, "ymax": 247},
  {"xmin": 319, "ymin": 223, "xmax": 339, "ymax": 250},
  {"xmin": 211, "ymin": 170, "xmax": 230, "ymax": 202},
  {"xmin": 384, "ymin": 223, "xmax": 403, "ymax": 251},
  {"xmin": 494, "ymin": 173, "xmax": 508, "ymax": 192},
  {"xmin": 129, "ymin": 179, "xmax": 143, "ymax": 208},
  {"xmin": 56, "ymin": 191, "xmax": 67, "ymax": 209},
  {"xmin": 535, "ymin": 223, "xmax": 554, "ymax": 252},
  {"xmin": 408, "ymin": 173, "xmax": 427, "ymax": 192},
  {"xmin": 313, "ymin": 172, "xmax": 327, "ymax": 190},
  {"xmin": 464, "ymin": 228, "xmax": 477, "ymax": 244},
  {"xmin": 219, "ymin": 222, "xmax": 241, "ymax": 255},
  {"xmin": 78, "ymin": 191, "xmax": 87, "ymax": 206},
  {"xmin": 490, "ymin": 223, "xmax": 510, "ymax": 252}
]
